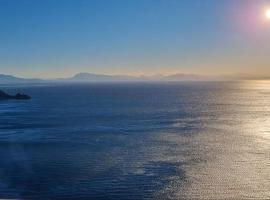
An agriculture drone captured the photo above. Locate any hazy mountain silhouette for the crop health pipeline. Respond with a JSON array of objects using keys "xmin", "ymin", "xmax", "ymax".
[
  {"xmin": 0, "ymin": 74, "xmax": 43, "ymax": 83},
  {"xmin": 0, "ymin": 72, "xmax": 211, "ymax": 84},
  {"xmin": 63, "ymin": 73, "xmax": 140, "ymax": 82},
  {"xmin": 162, "ymin": 73, "xmax": 207, "ymax": 81},
  {"xmin": 63, "ymin": 72, "xmax": 207, "ymax": 82}
]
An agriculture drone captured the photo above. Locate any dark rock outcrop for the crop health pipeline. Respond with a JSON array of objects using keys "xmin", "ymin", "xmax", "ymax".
[{"xmin": 0, "ymin": 90, "xmax": 31, "ymax": 100}]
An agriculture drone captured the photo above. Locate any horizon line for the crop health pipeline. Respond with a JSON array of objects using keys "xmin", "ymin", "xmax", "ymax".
[{"xmin": 2, "ymin": 72, "xmax": 270, "ymax": 81}]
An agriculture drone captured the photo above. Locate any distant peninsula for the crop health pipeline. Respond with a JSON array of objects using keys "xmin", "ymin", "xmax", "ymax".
[{"xmin": 0, "ymin": 90, "xmax": 31, "ymax": 100}]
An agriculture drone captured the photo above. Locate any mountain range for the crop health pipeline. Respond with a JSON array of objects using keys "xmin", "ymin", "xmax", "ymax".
[
  {"xmin": 0, "ymin": 72, "xmax": 210, "ymax": 84},
  {"xmin": 0, "ymin": 74, "xmax": 44, "ymax": 83}
]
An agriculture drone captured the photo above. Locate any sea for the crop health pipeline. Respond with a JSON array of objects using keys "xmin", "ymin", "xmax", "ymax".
[{"xmin": 0, "ymin": 81, "xmax": 269, "ymax": 199}]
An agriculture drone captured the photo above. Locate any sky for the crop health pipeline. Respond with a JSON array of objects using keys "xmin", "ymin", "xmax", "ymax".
[{"xmin": 0, "ymin": 0, "xmax": 270, "ymax": 78}]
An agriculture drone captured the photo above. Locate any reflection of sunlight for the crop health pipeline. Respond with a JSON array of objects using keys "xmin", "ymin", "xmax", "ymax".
[
  {"xmin": 236, "ymin": 80, "xmax": 270, "ymax": 150},
  {"xmin": 232, "ymin": 80, "xmax": 270, "ymax": 197},
  {"xmin": 157, "ymin": 80, "xmax": 270, "ymax": 199},
  {"xmin": 238, "ymin": 80, "xmax": 270, "ymax": 90},
  {"xmin": 250, "ymin": 116, "xmax": 270, "ymax": 149}
]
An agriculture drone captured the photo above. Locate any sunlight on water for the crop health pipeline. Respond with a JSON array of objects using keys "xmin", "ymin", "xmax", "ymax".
[{"xmin": 133, "ymin": 81, "xmax": 270, "ymax": 199}]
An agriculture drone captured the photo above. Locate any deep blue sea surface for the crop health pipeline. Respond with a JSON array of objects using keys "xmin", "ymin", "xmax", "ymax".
[{"xmin": 0, "ymin": 81, "xmax": 269, "ymax": 199}]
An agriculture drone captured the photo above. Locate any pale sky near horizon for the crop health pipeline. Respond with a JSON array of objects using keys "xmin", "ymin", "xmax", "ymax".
[{"xmin": 0, "ymin": 0, "xmax": 270, "ymax": 78}]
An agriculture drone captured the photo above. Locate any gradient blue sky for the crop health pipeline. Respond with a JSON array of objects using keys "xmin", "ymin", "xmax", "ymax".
[{"xmin": 0, "ymin": 0, "xmax": 270, "ymax": 78}]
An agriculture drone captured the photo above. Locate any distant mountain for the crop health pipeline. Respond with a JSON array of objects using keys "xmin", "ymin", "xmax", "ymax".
[
  {"xmin": 64, "ymin": 72, "xmax": 209, "ymax": 82},
  {"xmin": 162, "ymin": 73, "xmax": 208, "ymax": 81},
  {"xmin": 0, "ymin": 74, "xmax": 25, "ymax": 82},
  {"xmin": 0, "ymin": 72, "xmax": 211, "ymax": 84},
  {"xmin": 64, "ymin": 72, "xmax": 139, "ymax": 82},
  {"xmin": 0, "ymin": 74, "xmax": 43, "ymax": 83}
]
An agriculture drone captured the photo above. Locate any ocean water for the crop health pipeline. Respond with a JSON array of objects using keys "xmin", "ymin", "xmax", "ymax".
[{"xmin": 0, "ymin": 81, "xmax": 269, "ymax": 200}]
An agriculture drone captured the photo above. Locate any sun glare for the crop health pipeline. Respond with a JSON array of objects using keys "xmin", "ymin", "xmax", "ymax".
[{"xmin": 266, "ymin": 9, "xmax": 270, "ymax": 19}]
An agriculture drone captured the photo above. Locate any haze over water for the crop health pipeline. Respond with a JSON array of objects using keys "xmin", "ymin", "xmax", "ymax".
[{"xmin": 0, "ymin": 81, "xmax": 269, "ymax": 199}]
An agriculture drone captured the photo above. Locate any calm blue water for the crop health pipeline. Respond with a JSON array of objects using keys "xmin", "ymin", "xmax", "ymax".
[{"xmin": 0, "ymin": 82, "xmax": 269, "ymax": 199}]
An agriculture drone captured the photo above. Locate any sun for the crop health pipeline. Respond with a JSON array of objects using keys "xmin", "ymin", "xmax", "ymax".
[{"xmin": 266, "ymin": 9, "xmax": 270, "ymax": 19}]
